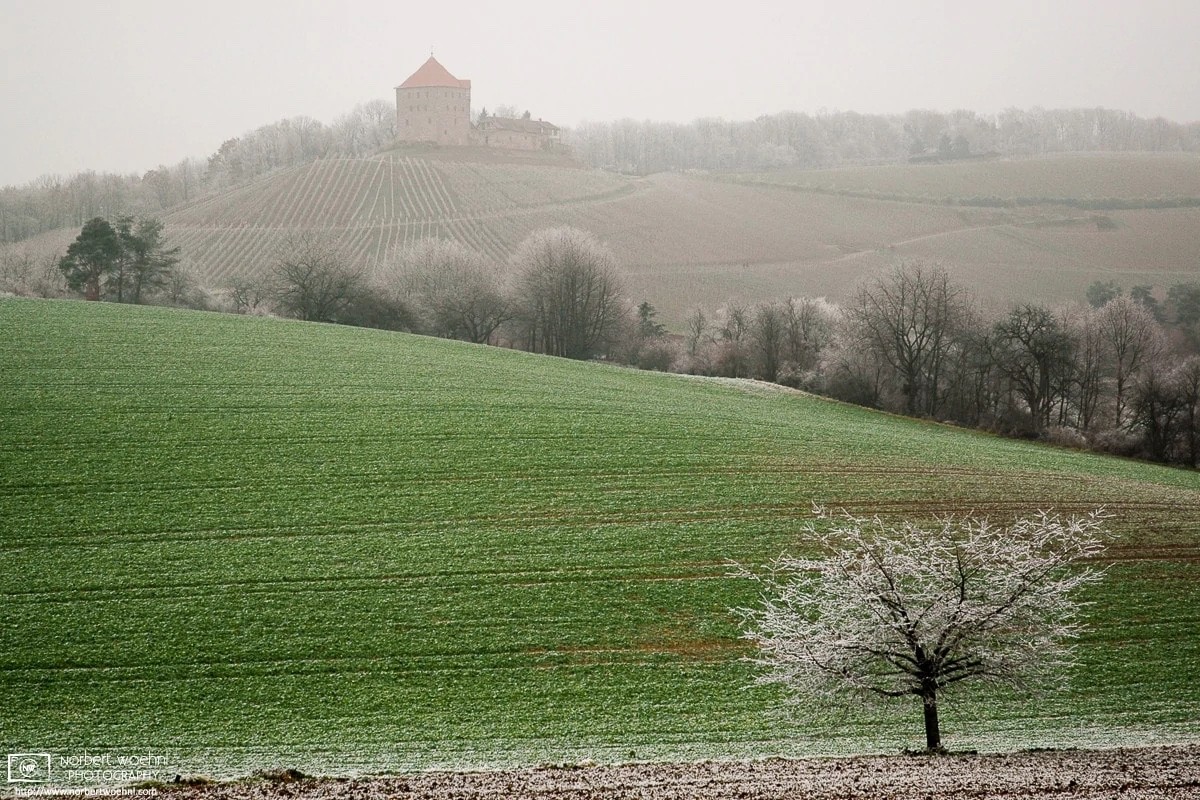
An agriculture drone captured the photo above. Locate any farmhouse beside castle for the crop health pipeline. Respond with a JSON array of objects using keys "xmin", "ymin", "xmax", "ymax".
[{"xmin": 395, "ymin": 56, "xmax": 560, "ymax": 151}]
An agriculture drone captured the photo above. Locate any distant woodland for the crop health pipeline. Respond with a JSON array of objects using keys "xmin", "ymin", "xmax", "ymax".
[{"xmin": 3, "ymin": 104, "xmax": 1199, "ymax": 244}]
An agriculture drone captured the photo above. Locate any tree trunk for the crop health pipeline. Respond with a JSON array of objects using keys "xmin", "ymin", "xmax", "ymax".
[
  {"xmin": 922, "ymin": 691, "xmax": 942, "ymax": 752},
  {"xmin": 1187, "ymin": 404, "xmax": 1197, "ymax": 467}
]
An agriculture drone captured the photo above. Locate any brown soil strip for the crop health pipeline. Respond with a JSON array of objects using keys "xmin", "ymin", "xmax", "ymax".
[{"xmin": 36, "ymin": 745, "xmax": 1200, "ymax": 799}]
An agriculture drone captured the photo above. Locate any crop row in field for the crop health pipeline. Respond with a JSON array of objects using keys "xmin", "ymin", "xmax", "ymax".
[{"xmin": 2, "ymin": 299, "xmax": 1199, "ymax": 781}]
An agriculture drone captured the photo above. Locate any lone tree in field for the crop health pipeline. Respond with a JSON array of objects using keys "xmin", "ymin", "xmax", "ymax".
[{"xmin": 738, "ymin": 508, "xmax": 1108, "ymax": 753}]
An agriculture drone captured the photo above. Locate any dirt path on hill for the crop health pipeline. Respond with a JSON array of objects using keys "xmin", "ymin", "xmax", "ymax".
[{"xmin": 39, "ymin": 745, "xmax": 1200, "ymax": 799}]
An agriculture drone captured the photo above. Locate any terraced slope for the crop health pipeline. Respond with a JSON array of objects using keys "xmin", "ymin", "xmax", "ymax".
[
  {"xmin": 164, "ymin": 155, "xmax": 637, "ymax": 281},
  {"xmin": 1, "ymin": 298, "xmax": 1199, "ymax": 782},
  {"xmin": 151, "ymin": 151, "xmax": 1200, "ymax": 324}
]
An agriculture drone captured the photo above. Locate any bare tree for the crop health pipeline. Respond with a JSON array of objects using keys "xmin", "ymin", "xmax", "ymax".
[
  {"xmin": 825, "ymin": 312, "xmax": 890, "ymax": 408},
  {"xmin": 512, "ymin": 227, "xmax": 627, "ymax": 360},
  {"xmin": 937, "ymin": 314, "xmax": 1001, "ymax": 427},
  {"xmin": 715, "ymin": 303, "xmax": 751, "ymax": 378},
  {"xmin": 1098, "ymin": 295, "xmax": 1163, "ymax": 427},
  {"xmin": 382, "ymin": 238, "xmax": 510, "ymax": 344},
  {"xmin": 679, "ymin": 306, "xmax": 716, "ymax": 374},
  {"xmin": 1130, "ymin": 367, "xmax": 1188, "ymax": 462},
  {"xmin": 1062, "ymin": 304, "xmax": 1106, "ymax": 432},
  {"xmin": 775, "ymin": 296, "xmax": 840, "ymax": 387},
  {"xmin": 269, "ymin": 233, "xmax": 363, "ymax": 322},
  {"xmin": 1178, "ymin": 356, "xmax": 1200, "ymax": 467},
  {"xmin": 993, "ymin": 305, "xmax": 1077, "ymax": 433},
  {"xmin": 226, "ymin": 274, "xmax": 272, "ymax": 315},
  {"xmin": 750, "ymin": 301, "xmax": 788, "ymax": 382},
  {"xmin": 738, "ymin": 508, "xmax": 1108, "ymax": 753},
  {"xmin": 162, "ymin": 264, "xmax": 211, "ymax": 308},
  {"xmin": 0, "ymin": 246, "xmax": 63, "ymax": 298},
  {"xmin": 850, "ymin": 262, "xmax": 969, "ymax": 416},
  {"xmin": 331, "ymin": 100, "xmax": 397, "ymax": 156},
  {"xmin": 684, "ymin": 307, "xmax": 711, "ymax": 358}
]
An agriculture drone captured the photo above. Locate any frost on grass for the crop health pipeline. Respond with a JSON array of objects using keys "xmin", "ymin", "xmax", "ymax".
[{"xmin": 736, "ymin": 507, "xmax": 1109, "ymax": 752}]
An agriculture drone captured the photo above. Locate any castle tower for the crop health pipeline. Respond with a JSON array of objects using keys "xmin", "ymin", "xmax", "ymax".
[{"xmin": 395, "ymin": 56, "xmax": 471, "ymax": 146}]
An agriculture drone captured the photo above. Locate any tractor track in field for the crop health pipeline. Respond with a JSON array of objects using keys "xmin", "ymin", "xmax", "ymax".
[{"xmin": 29, "ymin": 745, "xmax": 1200, "ymax": 799}]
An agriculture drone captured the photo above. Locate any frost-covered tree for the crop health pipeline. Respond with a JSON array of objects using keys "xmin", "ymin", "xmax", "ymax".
[
  {"xmin": 512, "ymin": 227, "xmax": 627, "ymax": 360},
  {"xmin": 1098, "ymin": 295, "xmax": 1164, "ymax": 427},
  {"xmin": 738, "ymin": 508, "xmax": 1108, "ymax": 752},
  {"xmin": 382, "ymin": 238, "xmax": 511, "ymax": 344}
]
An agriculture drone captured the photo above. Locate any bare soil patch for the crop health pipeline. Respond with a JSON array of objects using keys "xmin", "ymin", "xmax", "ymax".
[{"xmin": 61, "ymin": 746, "xmax": 1200, "ymax": 799}]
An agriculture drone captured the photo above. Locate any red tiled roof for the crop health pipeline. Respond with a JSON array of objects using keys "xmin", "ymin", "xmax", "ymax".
[{"xmin": 398, "ymin": 56, "xmax": 470, "ymax": 90}]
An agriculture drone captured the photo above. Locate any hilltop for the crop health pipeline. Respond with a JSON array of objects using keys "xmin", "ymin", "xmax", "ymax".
[{"xmin": 1, "ymin": 298, "xmax": 1198, "ymax": 780}]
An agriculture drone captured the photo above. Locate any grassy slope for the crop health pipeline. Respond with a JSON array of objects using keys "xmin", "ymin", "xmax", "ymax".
[{"xmin": 2, "ymin": 299, "xmax": 1200, "ymax": 779}]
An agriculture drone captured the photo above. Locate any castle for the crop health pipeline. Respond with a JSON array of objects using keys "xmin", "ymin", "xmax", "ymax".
[{"xmin": 395, "ymin": 56, "xmax": 560, "ymax": 151}]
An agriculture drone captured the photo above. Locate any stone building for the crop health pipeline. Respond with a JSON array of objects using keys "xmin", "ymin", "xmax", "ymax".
[
  {"xmin": 394, "ymin": 56, "xmax": 560, "ymax": 151},
  {"xmin": 476, "ymin": 115, "xmax": 561, "ymax": 151},
  {"xmin": 394, "ymin": 55, "xmax": 472, "ymax": 146}
]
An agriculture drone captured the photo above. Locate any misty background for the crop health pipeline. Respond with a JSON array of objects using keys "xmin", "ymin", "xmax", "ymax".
[{"xmin": 3, "ymin": 0, "xmax": 1200, "ymax": 187}]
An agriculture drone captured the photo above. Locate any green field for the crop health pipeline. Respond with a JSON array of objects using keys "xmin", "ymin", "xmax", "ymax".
[{"xmin": 2, "ymin": 298, "xmax": 1200, "ymax": 781}]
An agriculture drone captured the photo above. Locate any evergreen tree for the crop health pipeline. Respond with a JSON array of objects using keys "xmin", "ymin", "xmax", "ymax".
[
  {"xmin": 59, "ymin": 217, "xmax": 121, "ymax": 300},
  {"xmin": 115, "ymin": 216, "xmax": 180, "ymax": 303}
]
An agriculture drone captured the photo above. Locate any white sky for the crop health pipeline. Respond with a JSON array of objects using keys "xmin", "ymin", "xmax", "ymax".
[{"xmin": 2, "ymin": 0, "xmax": 1199, "ymax": 187}]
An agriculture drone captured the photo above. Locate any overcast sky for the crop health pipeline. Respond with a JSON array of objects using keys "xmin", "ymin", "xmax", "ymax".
[{"xmin": 2, "ymin": 0, "xmax": 1199, "ymax": 187}]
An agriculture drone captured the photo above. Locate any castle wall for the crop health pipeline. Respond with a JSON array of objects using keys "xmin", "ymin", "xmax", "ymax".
[{"xmin": 395, "ymin": 85, "xmax": 471, "ymax": 146}]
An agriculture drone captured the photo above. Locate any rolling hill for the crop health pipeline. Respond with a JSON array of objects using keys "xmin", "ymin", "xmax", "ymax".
[
  {"xmin": 2, "ymin": 297, "xmax": 1199, "ymax": 781},
  {"xmin": 8, "ymin": 151, "xmax": 1200, "ymax": 326},
  {"xmin": 150, "ymin": 150, "xmax": 1200, "ymax": 324}
]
